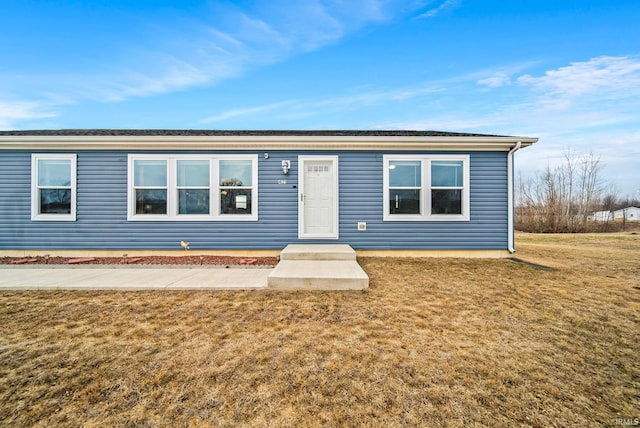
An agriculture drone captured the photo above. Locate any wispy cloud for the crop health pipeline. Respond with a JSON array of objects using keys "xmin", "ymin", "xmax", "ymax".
[
  {"xmin": 417, "ymin": 0, "xmax": 461, "ymax": 18},
  {"xmin": 201, "ymin": 101, "xmax": 298, "ymax": 123},
  {"xmin": 477, "ymin": 72, "xmax": 512, "ymax": 89},
  {"xmin": 201, "ymin": 64, "xmax": 539, "ymax": 125},
  {"xmin": 517, "ymin": 56, "xmax": 640, "ymax": 97},
  {"xmin": 476, "ymin": 61, "xmax": 542, "ymax": 89},
  {"xmin": 200, "ymin": 79, "xmax": 451, "ymax": 124},
  {"xmin": 517, "ymin": 56, "xmax": 640, "ymax": 111},
  {"xmin": 458, "ymin": 56, "xmax": 640, "ymax": 134},
  {"xmin": 0, "ymin": 100, "xmax": 58, "ymax": 129},
  {"xmin": 200, "ymin": 55, "xmax": 640, "ymax": 137},
  {"xmin": 2, "ymin": 1, "xmax": 429, "ymax": 111}
]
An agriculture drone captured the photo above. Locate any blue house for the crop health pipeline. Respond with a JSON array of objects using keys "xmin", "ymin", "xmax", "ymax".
[{"xmin": 0, "ymin": 130, "xmax": 537, "ymax": 257}]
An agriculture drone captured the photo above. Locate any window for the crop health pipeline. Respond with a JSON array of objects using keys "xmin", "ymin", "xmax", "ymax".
[
  {"xmin": 219, "ymin": 160, "xmax": 252, "ymax": 215},
  {"xmin": 177, "ymin": 160, "xmax": 210, "ymax": 214},
  {"xmin": 388, "ymin": 160, "xmax": 421, "ymax": 215},
  {"xmin": 133, "ymin": 160, "xmax": 167, "ymax": 214},
  {"xmin": 128, "ymin": 154, "xmax": 257, "ymax": 221},
  {"xmin": 431, "ymin": 160, "xmax": 464, "ymax": 215},
  {"xmin": 31, "ymin": 154, "xmax": 77, "ymax": 221},
  {"xmin": 383, "ymin": 155, "xmax": 469, "ymax": 221}
]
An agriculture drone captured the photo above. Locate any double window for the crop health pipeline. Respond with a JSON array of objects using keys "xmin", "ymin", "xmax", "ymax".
[
  {"xmin": 383, "ymin": 155, "xmax": 469, "ymax": 221},
  {"xmin": 31, "ymin": 154, "xmax": 77, "ymax": 221},
  {"xmin": 128, "ymin": 154, "xmax": 257, "ymax": 221}
]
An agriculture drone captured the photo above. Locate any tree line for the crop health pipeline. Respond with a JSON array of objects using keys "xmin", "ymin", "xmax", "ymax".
[{"xmin": 516, "ymin": 150, "xmax": 639, "ymax": 233}]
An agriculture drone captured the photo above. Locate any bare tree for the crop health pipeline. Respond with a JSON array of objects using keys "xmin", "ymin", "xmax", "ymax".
[
  {"xmin": 597, "ymin": 186, "xmax": 618, "ymax": 232},
  {"xmin": 516, "ymin": 149, "xmax": 605, "ymax": 233},
  {"xmin": 577, "ymin": 151, "xmax": 603, "ymax": 223}
]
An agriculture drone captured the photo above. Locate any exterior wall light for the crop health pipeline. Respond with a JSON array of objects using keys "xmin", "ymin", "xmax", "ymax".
[{"xmin": 282, "ymin": 160, "xmax": 290, "ymax": 174}]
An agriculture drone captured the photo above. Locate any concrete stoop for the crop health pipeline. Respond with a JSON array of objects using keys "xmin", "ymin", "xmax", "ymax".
[{"xmin": 268, "ymin": 244, "xmax": 369, "ymax": 290}]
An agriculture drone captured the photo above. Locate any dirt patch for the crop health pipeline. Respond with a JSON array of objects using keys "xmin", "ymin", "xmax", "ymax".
[{"xmin": 0, "ymin": 255, "xmax": 278, "ymax": 266}]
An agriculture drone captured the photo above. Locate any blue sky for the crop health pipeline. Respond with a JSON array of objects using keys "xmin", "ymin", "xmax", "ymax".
[{"xmin": 1, "ymin": 0, "xmax": 639, "ymax": 196}]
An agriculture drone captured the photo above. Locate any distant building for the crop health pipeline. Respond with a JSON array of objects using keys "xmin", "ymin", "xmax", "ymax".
[
  {"xmin": 613, "ymin": 206, "xmax": 640, "ymax": 222},
  {"xmin": 588, "ymin": 210, "xmax": 614, "ymax": 222}
]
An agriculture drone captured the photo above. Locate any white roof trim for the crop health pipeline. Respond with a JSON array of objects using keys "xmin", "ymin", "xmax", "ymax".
[{"xmin": 0, "ymin": 135, "xmax": 538, "ymax": 151}]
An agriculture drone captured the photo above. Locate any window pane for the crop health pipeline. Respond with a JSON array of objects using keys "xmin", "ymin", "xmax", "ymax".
[
  {"xmin": 220, "ymin": 160, "xmax": 252, "ymax": 187},
  {"xmin": 40, "ymin": 189, "xmax": 71, "ymax": 214},
  {"xmin": 177, "ymin": 160, "xmax": 209, "ymax": 187},
  {"xmin": 220, "ymin": 188, "xmax": 252, "ymax": 214},
  {"xmin": 432, "ymin": 189, "xmax": 462, "ymax": 214},
  {"xmin": 134, "ymin": 160, "xmax": 167, "ymax": 187},
  {"xmin": 178, "ymin": 189, "xmax": 210, "ymax": 214},
  {"xmin": 135, "ymin": 189, "xmax": 167, "ymax": 214},
  {"xmin": 389, "ymin": 189, "xmax": 420, "ymax": 214},
  {"xmin": 38, "ymin": 159, "xmax": 71, "ymax": 186},
  {"xmin": 432, "ymin": 161, "xmax": 463, "ymax": 187},
  {"xmin": 389, "ymin": 160, "xmax": 421, "ymax": 187}
]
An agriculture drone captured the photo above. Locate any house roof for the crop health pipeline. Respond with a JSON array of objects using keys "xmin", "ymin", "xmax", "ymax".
[
  {"xmin": 0, "ymin": 129, "xmax": 509, "ymax": 137},
  {"xmin": 614, "ymin": 206, "xmax": 640, "ymax": 211},
  {"xmin": 0, "ymin": 129, "xmax": 538, "ymax": 151}
]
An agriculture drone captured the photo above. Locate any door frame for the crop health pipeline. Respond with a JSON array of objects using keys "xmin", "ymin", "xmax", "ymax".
[{"xmin": 298, "ymin": 155, "xmax": 339, "ymax": 239}]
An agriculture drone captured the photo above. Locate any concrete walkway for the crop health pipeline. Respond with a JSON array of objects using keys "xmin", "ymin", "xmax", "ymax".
[{"xmin": 0, "ymin": 266, "xmax": 272, "ymax": 290}]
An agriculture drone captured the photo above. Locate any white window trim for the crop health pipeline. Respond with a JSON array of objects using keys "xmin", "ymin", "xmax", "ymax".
[
  {"xmin": 127, "ymin": 154, "xmax": 258, "ymax": 221},
  {"xmin": 31, "ymin": 153, "xmax": 77, "ymax": 221},
  {"xmin": 383, "ymin": 154, "xmax": 470, "ymax": 222}
]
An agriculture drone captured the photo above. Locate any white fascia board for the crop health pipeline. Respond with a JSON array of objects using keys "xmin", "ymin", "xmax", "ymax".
[{"xmin": 0, "ymin": 135, "xmax": 538, "ymax": 151}]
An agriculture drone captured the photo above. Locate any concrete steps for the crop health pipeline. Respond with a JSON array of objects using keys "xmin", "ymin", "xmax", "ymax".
[{"xmin": 268, "ymin": 244, "xmax": 369, "ymax": 290}]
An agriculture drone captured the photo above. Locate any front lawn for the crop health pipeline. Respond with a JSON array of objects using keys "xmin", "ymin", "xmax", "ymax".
[{"xmin": 1, "ymin": 233, "xmax": 638, "ymax": 426}]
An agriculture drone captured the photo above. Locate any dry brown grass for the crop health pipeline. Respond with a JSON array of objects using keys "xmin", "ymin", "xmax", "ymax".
[{"xmin": 1, "ymin": 233, "xmax": 639, "ymax": 427}]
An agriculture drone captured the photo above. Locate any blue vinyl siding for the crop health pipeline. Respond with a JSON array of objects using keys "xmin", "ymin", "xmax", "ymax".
[{"xmin": 0, "ymin": 150, "xmax": 508, "ymax": 251}]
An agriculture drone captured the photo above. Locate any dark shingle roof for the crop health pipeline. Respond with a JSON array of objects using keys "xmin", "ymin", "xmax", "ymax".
[{"xmin": 0, "ymin": 129, "xmax": 509, "ymax": 138}]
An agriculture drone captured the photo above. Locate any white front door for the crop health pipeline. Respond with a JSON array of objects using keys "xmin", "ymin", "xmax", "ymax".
[{"xmin": 299, "ymin": 156, "xmax": 338, "ymax": 239}]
